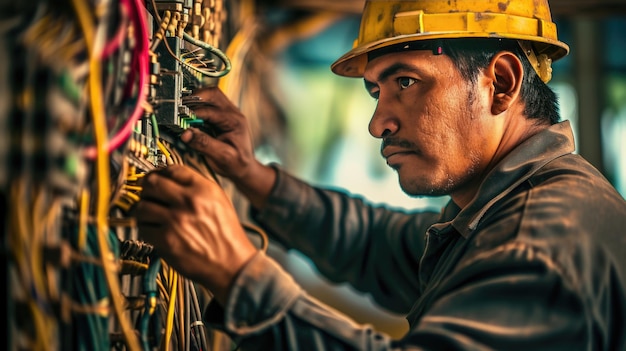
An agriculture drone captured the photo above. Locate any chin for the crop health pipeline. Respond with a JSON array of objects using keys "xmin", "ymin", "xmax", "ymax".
[
  {"xmin": 399, "ymin": 178, "xmax": 432, "ymax": 197},
  {"xmin": 398, "ymin": 172, "xmax": 452, "ymax": 198},
  {"xmin": 400, "ymin": 184, "xmax": 446, "ymax": 198}
]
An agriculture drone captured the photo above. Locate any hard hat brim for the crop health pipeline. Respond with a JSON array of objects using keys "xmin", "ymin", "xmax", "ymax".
[{"xmin": 330, "ymin": 32, "xmax": 570, "ymax": 78}]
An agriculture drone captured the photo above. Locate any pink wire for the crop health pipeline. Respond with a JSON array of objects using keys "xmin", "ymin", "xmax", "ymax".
[
  {"xmin": 84, "ymin": 0, "xmax": 149, "ymax": 159},
  {"xmin": 100, "ymin": 1, "xmax": 130, "ymax": 59}
]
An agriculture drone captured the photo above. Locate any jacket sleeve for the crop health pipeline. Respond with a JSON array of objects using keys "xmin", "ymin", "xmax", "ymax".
[
  {"xmin": 252, "ymin": 165, "xmax": 442, "ymax": 313},
  {"xmin": 204, "ymin": 245, "xmax": 590, "ymax": 351}
]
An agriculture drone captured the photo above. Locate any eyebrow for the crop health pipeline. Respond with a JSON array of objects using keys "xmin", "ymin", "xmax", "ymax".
[{"xmin": 363, "ymin": 62, "xmax": 422, "ymax": 92}]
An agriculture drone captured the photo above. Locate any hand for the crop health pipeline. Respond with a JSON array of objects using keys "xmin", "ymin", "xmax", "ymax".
[
  {"xmin": 180, "ymin": 86, "xmax": 276, "ymax": 209},
  {"xmin": 134, "ymin": 164, "xmax": 258, "ymax": 304}
]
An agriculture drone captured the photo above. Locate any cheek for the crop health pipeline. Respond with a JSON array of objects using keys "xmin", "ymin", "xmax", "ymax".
[
  {"xmin": 404, "ymin": 94, "xmax": 445, "ymax": 139},
  {"xmin": 422, "ymin": 96, "xmax": 463, "ymax": 148},
  {"xmin": 452, "ymin": 99, "xmax": 498, "ymax": 170},
  {"xmin": 430, "ymin": 91, "xmax": 482, "ymax": 165},
  {"xmin": 402, "ymin": 81, "xmax": 476, "ymax": 153}
]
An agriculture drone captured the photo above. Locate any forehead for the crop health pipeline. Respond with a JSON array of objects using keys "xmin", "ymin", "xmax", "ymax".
[{"xmin": 363, "ymin": 50, "xmax": 452, "ymax": 81}]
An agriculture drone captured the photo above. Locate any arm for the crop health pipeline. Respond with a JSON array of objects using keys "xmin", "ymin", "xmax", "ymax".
[
  {"xmin": 134, "ymin": 165, "xmax": 594, "ymax": 351},
  {"xmin": 254, "ymin": 165, "xmax": 440, "ymax": 313},
  {"xmin": 206, "ymin": 243, "xmax": 590, "ymax": 351}
]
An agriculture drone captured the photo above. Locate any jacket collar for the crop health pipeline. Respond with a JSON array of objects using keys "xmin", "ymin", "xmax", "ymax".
[{"xmin": 433, "ymin": 120, "xmax": 576, "ymax": 238}]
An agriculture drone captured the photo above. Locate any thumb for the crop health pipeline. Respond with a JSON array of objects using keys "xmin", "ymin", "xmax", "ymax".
[{"xmin": 180, "ymin": 128, "xmax": 196, "ymax": 143}]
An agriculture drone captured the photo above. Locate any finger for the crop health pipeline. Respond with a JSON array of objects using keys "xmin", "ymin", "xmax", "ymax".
[
  {"xmin": 133, "ymin": 198, "xmax": 170, "ymax": 227},
  {"xmin": 180, "ymin": 128, "xmax": 231, "ymax": 161},
  {"xmin": 188, "ymin": 105, "xmax": 241, "ymax": 133},
  {"xmin": 183, "ymin": 88, "xmax": 242, "ymax": 130},
  {"xmin": 183, "ymin": 86, "xmax": 233, "ymax": 113},
  {"xmin": 150, "ymin": 164, "xmax": 208, "ymax": 185},
  {"xmin": 140, "ymin": 167, "xmax": 190, "ymax": 206},
  {"xmin": 187, "ymin": 85, "xmax": 232, "ymax": 106}
]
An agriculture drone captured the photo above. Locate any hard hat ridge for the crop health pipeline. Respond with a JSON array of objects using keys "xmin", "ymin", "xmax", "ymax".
[{"xmin": 331, "ymin": 0, "xmax": 569, "ymax": 82}]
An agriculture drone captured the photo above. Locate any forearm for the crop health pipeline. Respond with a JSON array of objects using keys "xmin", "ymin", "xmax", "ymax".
[
  {"xmin": 205, "ymin": 247, "xmax": 594, "ymax": 351},
  {"xmin": 204, "ymin": 251, "xmax": 395, "ymax": 351},
  {"xmin": 252, "ymin": 166, "xmax": 440, "ymax": 313}
]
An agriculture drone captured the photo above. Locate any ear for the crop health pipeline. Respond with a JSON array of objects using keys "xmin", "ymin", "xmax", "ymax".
[{"xmin": 485, "ymin": 52, "xmax": 523, "ymax": 115}]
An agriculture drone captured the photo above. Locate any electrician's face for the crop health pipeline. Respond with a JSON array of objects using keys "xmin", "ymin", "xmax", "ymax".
[{"xmin": 364, "ymin": 49, "xmax": 500, "ymax": 205}]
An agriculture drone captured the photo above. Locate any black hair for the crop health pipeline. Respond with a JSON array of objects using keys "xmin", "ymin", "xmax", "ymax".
[{"xmin": 442, "ymin": 38, "xmax": 561, "ymax": 125}]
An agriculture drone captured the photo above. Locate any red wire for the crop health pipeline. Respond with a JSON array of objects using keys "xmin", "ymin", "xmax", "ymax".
[{"xmin": 84, "ymin": 0, "xmax": 149, "ymax": 159}]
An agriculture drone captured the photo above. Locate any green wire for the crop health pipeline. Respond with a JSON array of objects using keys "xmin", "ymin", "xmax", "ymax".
[
  {"xmin": 182, "ymin": 32, "xmax": 232, "ymax": 77},
  {"xmin": 150, "ymin": 113, "xmax": 160, "ymax": 138},
  {"xmin": 58, "ymin": 70, "xmax": 82, "ymax": 104}
]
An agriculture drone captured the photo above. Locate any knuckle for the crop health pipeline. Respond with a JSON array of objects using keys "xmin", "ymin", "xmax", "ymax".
[
  {"xmin": 141, "ymin": 173, "xmax": 159, "ymax": 190},
  {"xmin": 191, "ymin": 132, "xmax": 210, "ymax": 148}
]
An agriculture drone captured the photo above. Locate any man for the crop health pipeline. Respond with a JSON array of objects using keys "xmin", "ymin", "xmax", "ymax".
[{"xmin": 134, "ymin": 0, "xmax": 626, "ymax": 349}]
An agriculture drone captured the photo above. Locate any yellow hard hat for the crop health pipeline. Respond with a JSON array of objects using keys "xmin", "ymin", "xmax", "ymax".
[{"xmin": 331, "ymin": 0, "xmax": 570, "ymax": 82}]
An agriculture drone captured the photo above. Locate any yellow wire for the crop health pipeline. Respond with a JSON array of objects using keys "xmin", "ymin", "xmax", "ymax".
[
  {"xmin": 11, "ymin": 181, "xmax": 52, "ymax": 351},
  {"xmin": 163, "ymin": 262, "xmax": 178, "ymax": 351},
  {"xmin": 78, "ymin": 189, "xmax": 90, "ymax": 250},
  {"xmin": 8, "ymin": 193, "xmax": 22, "ymax": 305},
  {"xmin": 156, "ymin": 275, "xmax": 169, "ymax": 301},
  {"xmin": 44, "ymin": 198, "xmax": 62, "ymax": 302},
  {"xmin": 157, "ymin": 139, "xmax": 174, "ymax": 165},
  {"xmin": 122, "ymin": 184, "xmax": 142, "ymax": 192},
  {"xmin": 217, "ymin": 20, "xmax": 258, "ymax": 94},
  {"xmin": 125, "ymin": 173, "xmax": 145, "ymax": 181},
  {"xmin": 114, "ymin": 199, "xmax": 133, "ymax": 213},
  {"xmin": 125, "ymin": 166, "xmax": 145, "ymax": 182},
  {"xmin": 34, "ymin": 188, "xmax": 65, "ymax": 345},
  {"xmin": 165, "ymin": 141, "xmax": 182, "ymax": 165},
  {"xmin": 177, "ymin": 274, "xmax": 186, "ymax": 348},
  {"xmin": 69, "ymin": 0, "xmax": 141, "ymax": 350},
  {"xmin": 25, "ymin": 186, "xmax": 53, "ymax": 351},
  {"xmin": 26, "ymin": 295, "xmax": 52, "ymax": 351},
  {"xmin": 114, "ymin": 195, "xmax": 133, "ymax": 208},
  {"xmin": 122, "ymin": 189, "xmax": 141, "ymax": 203},
  {"xmin": 9, "ymin": 184, "xmax": 28, "ymax": 284},
  {"xmin": 31, "ymin": 185, "xmax": 51, "ymax": 312},
  {"xmin": 27, "ymin": 185, "xmax": 45, "ymax": 297}
]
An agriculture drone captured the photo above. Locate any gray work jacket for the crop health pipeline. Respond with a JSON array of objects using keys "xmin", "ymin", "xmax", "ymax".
[{"xmin": 205, "ymin": 120, "xmax": 626, "ymax": 350}]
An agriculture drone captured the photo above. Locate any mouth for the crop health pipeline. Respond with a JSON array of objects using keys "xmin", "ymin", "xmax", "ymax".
[
  {"xmin": 382, "ymin": 146, "xmax": 415, "ymax": 167},
  {"xmin": 381, "ymin": 137, "xmax": 420, "ymax": 167}
]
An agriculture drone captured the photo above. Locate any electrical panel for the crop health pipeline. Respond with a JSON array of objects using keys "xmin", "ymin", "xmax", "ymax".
[{"xmin": 1, "ymin": 0, "xmax": 251, "ymax": 349}]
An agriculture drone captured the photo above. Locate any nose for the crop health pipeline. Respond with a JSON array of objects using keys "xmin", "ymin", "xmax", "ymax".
[{"xmin": 368, "ymin": 102, "xmax": 399, "ymax": 139}]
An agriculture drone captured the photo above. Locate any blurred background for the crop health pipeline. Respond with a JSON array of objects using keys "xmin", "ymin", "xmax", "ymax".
[
  {"xmin": 3, "ymin": 0, "xmax": 624, "ymax": 346},
  {"xmin": 242, "ymin": 0, "xmax": 626, "ymax": 338}
]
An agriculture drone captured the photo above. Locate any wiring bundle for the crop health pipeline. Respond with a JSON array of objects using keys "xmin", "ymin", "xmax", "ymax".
[{"xmin": 1, "ymin": 0, "xmax": 267, "ymax": 350}]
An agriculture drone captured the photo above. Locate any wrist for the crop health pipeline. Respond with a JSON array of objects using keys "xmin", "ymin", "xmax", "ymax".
[
  {"xmin": 207, "ymin": 241, "xmax": 259, "ymax": 305},
  {"xmin": 234, "ymin": 162, "xmax": 277, "ymax": 210}
]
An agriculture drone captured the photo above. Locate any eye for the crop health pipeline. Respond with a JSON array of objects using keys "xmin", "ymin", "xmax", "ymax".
[
  {"xmin": 398, "ymin": 77, "xmax": 416, "ymax": 90},
  {"xmin": 369, "ymin": 88, "xmax": 380, "ymax": 100},
  {"xmin": 364, "ymin": 80, "xmax": 379, "ymax": 100}
]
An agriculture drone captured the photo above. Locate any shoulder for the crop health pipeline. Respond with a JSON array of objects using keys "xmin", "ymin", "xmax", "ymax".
[
  {"xmin": 522, "ymin": 153, "xmax": 626, "ymax": 233},
  {"xmin": 465, "ymin": 152, "xmax": 626, "ymax": 291},
  {"xmin": 477, "ymin": 152, "xmax": 626, "ymax": 237}
]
